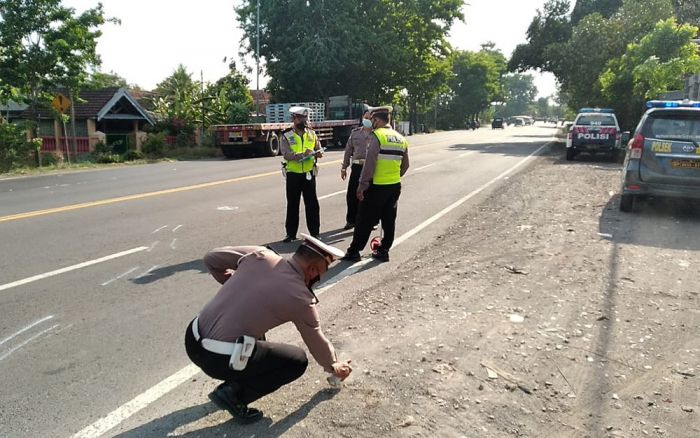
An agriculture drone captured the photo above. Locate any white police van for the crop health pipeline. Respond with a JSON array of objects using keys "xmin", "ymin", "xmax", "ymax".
[{"xmin": 566, "ymin": 108, "xmax": 627, "ymax": 161}]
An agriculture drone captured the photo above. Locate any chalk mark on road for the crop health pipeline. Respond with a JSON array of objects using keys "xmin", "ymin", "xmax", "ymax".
[
  {"xmin": 0, "ymin": 323, "xmax": 60, "ymax": 362},
  {"xmin": 0, "ymin": 315, "xmax": 55, "ymax": 346}
]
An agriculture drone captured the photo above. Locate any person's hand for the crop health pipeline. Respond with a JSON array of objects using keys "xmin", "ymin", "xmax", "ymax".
[
  {"xmin": 314, "ymin": 150, "xmax": 323, "ymax": 159},
  {"xmin": 303, "ymin": 149, "xmax": 314, "ymax": 157},
  {"xmin": 331, "ymin": 360, "xmax": 353, "ymax": 380},
  {"xmin": 356, "ymin": 190, "xmax": 364, "ymax": 201},
  {"xmin": 341, "ymin": 168, "xmax": 347, "ymax": 180}
]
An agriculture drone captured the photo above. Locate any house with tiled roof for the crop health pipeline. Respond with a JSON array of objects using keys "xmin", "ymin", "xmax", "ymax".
[{"xmin": 3, "ymin": 87, "xmax": 154, "ymax": 155}]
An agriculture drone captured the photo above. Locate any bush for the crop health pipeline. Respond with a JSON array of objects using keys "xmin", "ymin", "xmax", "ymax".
[
  {"xmin": 122, "ymin": 150, "xmax": 145, "ymax": 161},
  {"xmin": 90, "ymin": 141, "xmax": 122, "ymax": 163},
  {"xmin": 0, "ymin": 121, "xmax": 36, "ymax": 172},
  {"xmin": 142, "ymin": 132, "xmax": 166, "ymax": 157},
  {"xmin": 175, "ymin": 131, "xmax": 192, "ymax": 147},
  {"xmin": 201, "ymin": 131, "xmax": 219, "ymax": 148}
]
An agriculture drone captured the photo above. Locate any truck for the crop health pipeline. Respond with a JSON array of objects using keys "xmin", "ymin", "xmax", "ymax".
[{"xmin": 212, "ymin": 96, "xmax": 367, "ymax": 158}]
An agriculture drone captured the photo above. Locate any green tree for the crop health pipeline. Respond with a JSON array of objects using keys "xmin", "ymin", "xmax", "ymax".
[
  {"xmin": 84, "ymin": 71, "xmax": 129, "ymax": 90},
  {"xmin": 151, "ymin": 65, "xmax": 201, "ymax": 134},
  {"xmin": 502, "ymin": 74, "xmax": 538, "ymax": 117},
  {"xmin": 571, "ymin": 0, "xmax": 622, "ymax": 24},
  {"xmin": 205, "ymin": 63, "xmax": 253, "ymax": 125},
  {"xmin": 599, "ymin": 19, "xmax": 700, "ymax": 129},
  {"xmin": 672, "ymin": 0, "xmax": 700, "ymax": 26}
]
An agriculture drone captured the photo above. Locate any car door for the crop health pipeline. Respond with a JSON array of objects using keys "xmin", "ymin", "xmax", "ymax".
[{"xmin": 639, "ymin": 109, "xmax": 700, "ymax": 186}]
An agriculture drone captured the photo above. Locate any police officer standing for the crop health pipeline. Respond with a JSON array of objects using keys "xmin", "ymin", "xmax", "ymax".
[
  {"xmin": 281, "ymin": 107, "xmax": 323, "ymax": 243},
  {"xmin": 341, "ymin": 106, "xmax": 409, "ymax": 262},
  {"xmin": 185, "ymin": 234, "xmax": 352, "ymax": 423},
  {"xmin": 340, "ymin": 109, "xmax": 373, "ymax": 230}
]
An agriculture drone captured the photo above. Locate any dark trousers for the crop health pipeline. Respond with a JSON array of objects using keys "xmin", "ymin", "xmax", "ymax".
[
  {"xmin": 185, "ymin": 320, "xmax": 308, "ymax": 405},
  {"xmin": 347, "ymin": 183, "xmax": 401, "ymax": 254},
  {"xmin": 345, "ymin": 163, "xmax": 363, "ymax": 225},
  {"xmin": 285, "ymin": 172, "xmax": 320, "ymax": 237}
]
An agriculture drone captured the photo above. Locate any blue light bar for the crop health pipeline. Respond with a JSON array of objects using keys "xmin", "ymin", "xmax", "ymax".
[
  {"xmin": 578, "ymin": 107, "xmax": 615, "ymax": 114},
  {"xmin": 646, "ymin": 100, "xmax": 700, "ymax": 108}
]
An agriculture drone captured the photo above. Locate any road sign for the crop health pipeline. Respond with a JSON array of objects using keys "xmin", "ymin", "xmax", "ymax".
[{"xmin": 52, "ymin": 94, "xmax": 71, "ymax": 113}]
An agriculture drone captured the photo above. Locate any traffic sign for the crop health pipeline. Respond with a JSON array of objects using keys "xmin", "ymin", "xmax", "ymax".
[{"xmin": 52, "ymin": 94, "xmax": 71, "ymax": 113}]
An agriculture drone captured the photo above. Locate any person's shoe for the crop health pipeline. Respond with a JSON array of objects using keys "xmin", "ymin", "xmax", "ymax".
[
  {"xmin": 372, "ymin": 248, "xmax": 389, "ymax": 262},
  {"xmin": 372, "ymin": 224, "xmax": 379, "ymax": 230},
  {"xmin": 340, "ymin": 251, "xmax": 361, "ymax": 262},
  {"xmin": 208, "ymin": 383, "xmax": 263, "ymax": 424},
  {"xmin": 343, "ymin": 223, "xmax": 354, "ymax": 230},
  {"xmin": 282, "ymin": 235, "xmax": 295, "ymax": 243}
]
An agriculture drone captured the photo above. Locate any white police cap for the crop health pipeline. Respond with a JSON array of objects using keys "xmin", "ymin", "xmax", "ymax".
[
  {"xmin": 299, "ymin": 233, "xmax": 345, "ymax": 261},
  {"xmin": 368, "ymin": 105, "xmax": 393, "ymax": 115},
  {"xmin": 289, "ymin": 106, "xmax": 312, "ymax": 117}
]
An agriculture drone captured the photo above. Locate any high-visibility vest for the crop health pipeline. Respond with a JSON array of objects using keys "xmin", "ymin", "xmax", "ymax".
[
  {"xmin": 372, "ymin": 127, "xmax": 408, "ymax": 185},
  {"xmin": 284, "ymin": 129, "xmax": 317, "ymax": 174}
]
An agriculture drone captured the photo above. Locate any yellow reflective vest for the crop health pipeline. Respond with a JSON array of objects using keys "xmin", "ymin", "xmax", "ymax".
[
  {"xmin": 284, "ymin": 129, "xmax": 317, "ymax": 173},
  {"xmin": 372, "ymin": 127, "xmax": 408, "ymax": 185}
]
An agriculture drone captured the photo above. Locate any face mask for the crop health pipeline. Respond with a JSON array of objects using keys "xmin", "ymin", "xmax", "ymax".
[
  {"xmin": 362, "ymin": 119, "xmax": 372, "ymax": 129},
  {"xmin": 308, "ymin": 275, "xmax": 321, "ymax": 289},
  {"xmin": 295, "ymin": 121, "xmax": 305, "ymax": 130}
]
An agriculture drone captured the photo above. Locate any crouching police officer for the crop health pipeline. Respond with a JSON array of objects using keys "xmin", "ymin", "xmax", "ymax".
[{"xmin": 185, "ymin": 234, "xmax": 352, "ymax": 423}]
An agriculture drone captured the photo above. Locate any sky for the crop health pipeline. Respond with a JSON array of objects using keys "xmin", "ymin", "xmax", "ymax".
[{"xmin": 62, "ymin": 0, "xmax": 557, "ymax": 98}]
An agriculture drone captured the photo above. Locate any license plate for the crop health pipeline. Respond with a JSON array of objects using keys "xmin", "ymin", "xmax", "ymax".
[
  {"xmin": 671, "ymin": 159, "xmax": 700, "ymax": 169},
  {"xmin": 586, "ymin": 144, "xmax": 599, "ymax": 151},
  {"xmin": 228, "ymin": 132, "xmax": 242, "ymax": 140}
]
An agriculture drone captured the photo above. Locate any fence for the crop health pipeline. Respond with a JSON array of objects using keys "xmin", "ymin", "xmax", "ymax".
[{"xmin": 41, "ymin": 137, "xmax": 91, "ymax": 154}]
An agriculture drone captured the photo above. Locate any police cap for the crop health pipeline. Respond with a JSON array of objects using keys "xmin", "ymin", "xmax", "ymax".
[
  {"xmin": 299, "ymin": 233, "xmax": 345, "ymax": 264},
  {"xmin": 368, "ymin": 105, "xmax": 393, "ymax": 115},
  {"xmin": 289, "ymin": 106, "xmax": 312, "ymax": 117}
]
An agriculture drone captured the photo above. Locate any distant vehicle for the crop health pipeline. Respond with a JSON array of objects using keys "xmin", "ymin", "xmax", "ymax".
[
  {"xmin": 468, "ymin": 119, "xmax": 480, "ymax": 130},
  {"xmin": 491, "ymin": 117, "xmax": 505, "ymax": 129},
  {"xmin": 512, "ymin": 115, "xmax": 534, "ymax": 125},
  {"xmin": 566, "ymin": 108, "xmax": 626, "ymax": 161},
  {"xmin": 512, "ymin": 117, "xmax": 524, "ymax": 127},
  {"xmin": 619, "ymin": 100, "xmax": 700, "ymax": 212}
]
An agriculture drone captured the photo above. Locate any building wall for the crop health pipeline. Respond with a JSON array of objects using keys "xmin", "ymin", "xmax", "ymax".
[{"xmin": 687, "ymin": 73, "xmax": 700, "ymax": 100}]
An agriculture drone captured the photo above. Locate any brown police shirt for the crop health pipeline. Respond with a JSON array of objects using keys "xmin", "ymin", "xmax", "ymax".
[
  {"xmin": 197, "ymin": 246, "xmax": 336, "ymax": 372},
  {"xmin": 341, "ymin": 127, "xmax": 372, "ymax": 169}
]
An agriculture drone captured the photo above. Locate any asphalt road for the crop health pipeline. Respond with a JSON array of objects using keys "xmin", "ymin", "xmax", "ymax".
[{"xmin": 0, "ymin": 125, "xmax": 557, "ymax": 437}]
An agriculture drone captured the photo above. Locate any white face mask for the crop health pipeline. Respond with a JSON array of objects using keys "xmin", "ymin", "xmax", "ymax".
[{"xmin": 362, "ymin": 119, "xmax": 373, "ymax": 129}]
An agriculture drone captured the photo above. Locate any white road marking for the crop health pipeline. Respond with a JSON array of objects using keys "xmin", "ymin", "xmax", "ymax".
[
  {"xmin": 146, "ymin": 241, "xmax": 159, "ymax": 252},
  {"xmin": 134, "ymin": 265, "xmax": 160, "ymax": 280},
  {"xmin": 318, "ymin": 190, "xmax": 346, "ymax": 200},
  {"xmin": 69, "ymin": 140, "xmax": 551, "ymax": 438},
  {"xmin": 151, "ymin": 225, "xmax": 169, "ymax": 234},
  {"xmin": 172, "ymin": 225, "xmax": 183, "ymax": 232},
  {"xmin": 0, "ymin": 247, "xmax": 149, "ymax": 292},
  {"xmin": 0, "ymin": 315, "xmax": 55, "ymax": 346},
  {"xmin": 459, "ymin": 151, "xmax": 476, "ymax": 158},
  {"xmin": 170, "ymin": 238, "xmax": 177, "ymax": 250},
  {"xmin": 101, "ymin": 267, "xmax": 140, "ymax": 287},
  {"xmin": 413, "ymin": 163, "xmax": 435, "ymax": 172},
  {"xmin": 0, "ymin": 323, "xmax": 60, "ymax": 362},
  {"xmin": 70, "ymin": 364, "xmax": 200, "ymax": 438},
  {"xmin": 217, "ymin": 206, "xmax": 239, "ymax": 211}
]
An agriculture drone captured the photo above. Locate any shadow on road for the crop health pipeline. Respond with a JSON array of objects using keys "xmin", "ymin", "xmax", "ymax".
[
  {"xmin": 130, "ymin": 260, "xmax": 208, "ymax": 284},
  {"xmin": 114, "ymin": 389, "xmax": 338, "ymax": 438}
]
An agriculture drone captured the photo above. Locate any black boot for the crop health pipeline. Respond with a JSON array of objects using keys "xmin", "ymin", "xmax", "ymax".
[
  {"xmin": 208, "ymin": 383, "xmax": 263, "ymax": 424},
  {"xmin": 371, "ymin": 248, "xmax": 389, "ymax": 262}
]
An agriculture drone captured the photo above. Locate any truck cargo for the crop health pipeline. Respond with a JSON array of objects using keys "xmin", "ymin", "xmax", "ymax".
[{"xmin": 212, "ymin": 96, "xmax": 366, "ymax": 158}]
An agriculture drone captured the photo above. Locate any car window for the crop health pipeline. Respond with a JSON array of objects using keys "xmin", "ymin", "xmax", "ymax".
[
  {"xmin": 643, "ymin": 112, "xmax": 700, "ymax": 142},
  {"xmin": 575, "ymin": 114, "xmax": 617, "ymax": 126}
]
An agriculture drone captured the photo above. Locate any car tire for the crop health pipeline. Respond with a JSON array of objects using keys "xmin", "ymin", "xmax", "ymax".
[
  {"xmin": 619, "ymin": 194, "xmax": 635, "ymax": 212},
  {"xmin": 566, "ymin": 148, "xmax": 575, "ymax": 161}
]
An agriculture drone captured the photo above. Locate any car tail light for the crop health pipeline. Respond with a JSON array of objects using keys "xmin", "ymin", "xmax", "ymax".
[{"xmin": 630, "ymin": 134, "xmax": 644, "ymax": 159}]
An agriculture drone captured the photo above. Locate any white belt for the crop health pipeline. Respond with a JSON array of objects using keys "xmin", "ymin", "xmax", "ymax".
[
  {"xmin": 352, "ymin": 159, "xmax": 365, "ymax": 165},
  {"xmin": 191, "ymin": 317, "xmax": 238, "ymax": 356}
]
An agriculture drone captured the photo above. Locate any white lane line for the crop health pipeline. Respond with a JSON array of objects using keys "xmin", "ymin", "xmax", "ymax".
[
  {"xmin": 101, "ymin": 267, "xmax": 140, "ymax": 287},
  {"xmin": 134, "ymin": 265, "xmax": 159, "ymax": 280},
  {"xmin": 170, "ymin": 238, "xmax": 177, "ymax": 250},
  {"xmin": 0, "ymin": 315, "xmax": 55, "ymax": 346},
  {"xmin": 172, "ymin": 225, "xmax": 183, "ymax": 233},
  {"xmin": 459, "ymin": 151, "xmax": 476, "ymax": 158},
  {"xmin": 152, "ymin": 225, "xmax": 169, "ymax": 234},
  {"xmin": 69, "ymin": 141, "xmax": 551, "ymax": 438},
  {"xmin": 318, "ymin": 190, "xmax": 346, "ymax": 200},
  {"xmin": 70, "ymin": 364, "xmax": 200, "ymax": 438},
  {"xmin": 0, "ymin": 247, "xmax": 150, "ymax": 292},
  {"xmin": 413, "ymin": 163, "xmax": 435, "ymax": 172},
  {"xmin": 146, "ymin": 241, "xmax": 159, "ymax": 252},
  {"xmin": 318, "ymin": 142, "xmax": 549, "ymax": 293},
  {"xmin": 0, "ymin": 323, "xmax": 60, "ymax": 362}
]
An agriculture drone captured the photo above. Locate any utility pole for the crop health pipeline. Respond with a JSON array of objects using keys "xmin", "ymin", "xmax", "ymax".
[
  {"xmin": 200, "ymin": 69, "xmax": 205, "ymax": 145},
  {"xmin": 256, "ymin": 0, "xmax": 260, "ymax": 117}
]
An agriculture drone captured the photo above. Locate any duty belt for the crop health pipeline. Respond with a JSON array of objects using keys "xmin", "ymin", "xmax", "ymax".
[
  {"xmin": 191, "ymin": 317, "xmax": 239, "ymax": 356},
  {"xmin": 352, "ymin": 159, "xmax": 365, "ymax": 165}
]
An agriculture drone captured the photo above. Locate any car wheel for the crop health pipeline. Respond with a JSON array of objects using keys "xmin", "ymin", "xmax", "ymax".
[
  {"xmin": 566, "ymin": 148, "xmax": 575, "ymax": 161},
  {"xmin": 619, "ymin": 194, "xmax": 635, "ymax": 212}
]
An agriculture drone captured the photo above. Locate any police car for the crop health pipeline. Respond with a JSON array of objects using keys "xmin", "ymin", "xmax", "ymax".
[
  {"xmin": 566, "ymin": 108, "xmax": 627, "ymax": 161},
  {"xmin": 619, "ymin": 100, "xmax": 700, "ymax": 212}
]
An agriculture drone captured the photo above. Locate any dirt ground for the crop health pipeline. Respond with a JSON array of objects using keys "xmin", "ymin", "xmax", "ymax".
[{"xmin": 168, "ymin": 143, "xmax": 700, "ymax": 438}]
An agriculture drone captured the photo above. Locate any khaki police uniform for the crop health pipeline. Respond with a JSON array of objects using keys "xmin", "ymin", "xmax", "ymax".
[
  {"xmin": 341, "ymin": 126, "xmax": 372, "ymax": 227},
  {"xmin": 345, "ymin": 107, "xmax": 409, "ymax": 260},
  {"xmin": 185, "ymin": 242, "xmax": 341, "ymax": 407},
  {"xmin": 280, "ymin": 124, "xmax": 323, "ymax": 240}
]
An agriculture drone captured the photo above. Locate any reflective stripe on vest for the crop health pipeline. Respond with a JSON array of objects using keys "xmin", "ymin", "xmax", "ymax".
[
  {"xmin": 372, "ymin": 127, "xmax": 407, "ymax": 185},
  {"xmin": 284, "ymin": 129, "xmax": 317, "ymax": 173}
]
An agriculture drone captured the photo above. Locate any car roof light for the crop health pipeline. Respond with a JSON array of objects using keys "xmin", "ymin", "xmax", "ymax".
[
  {"xmin": 646, "ymin": 100, "xmax": 700, "ymax": 108},
  {"xmin": 578, "ymin": 108, "xmax": 615, "ymax": 114}
]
